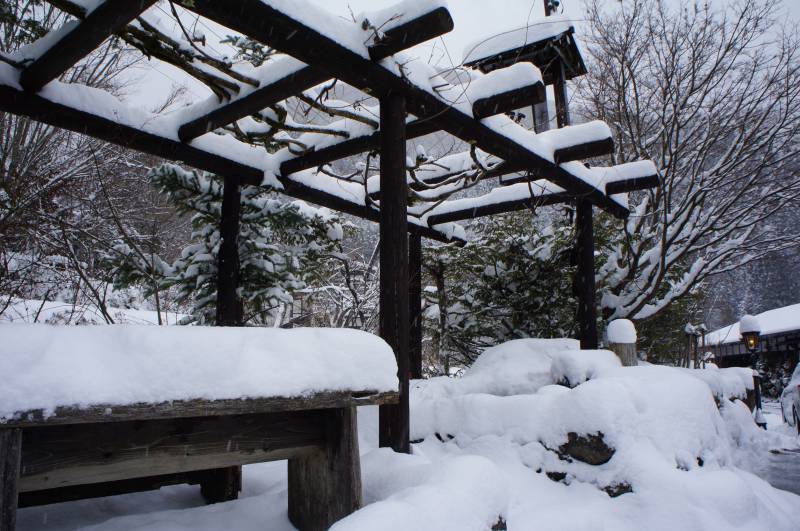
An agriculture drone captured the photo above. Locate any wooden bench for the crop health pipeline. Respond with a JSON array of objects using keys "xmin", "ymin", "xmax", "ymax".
[{"xmin": 0, "ymin": 390, "xmax": 398, "ymax": 531}]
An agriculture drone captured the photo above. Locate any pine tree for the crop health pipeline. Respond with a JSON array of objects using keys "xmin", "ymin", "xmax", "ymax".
[{"xmin": 108, "ymin": 164, "xmax": 341, "ymax": 324}]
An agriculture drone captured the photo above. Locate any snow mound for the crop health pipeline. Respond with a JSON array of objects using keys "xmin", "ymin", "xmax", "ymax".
[
  {"xmin": 607, "ymin": 318, "xmax": 637, "ymax": 343},
  {"xmin": 410, "ymin": 338, "xmax": 796, "ymax": 527},
  {"xmin": 412, "ymin": 339, "xmax": 621, "ymax": 404},
  {"xmin": 0, "ymin": 324, "xmax": 398, "ymax": 421},
  {"xmin": 333, "ymin": 450, "xmax": 507, "ymax": 531}
]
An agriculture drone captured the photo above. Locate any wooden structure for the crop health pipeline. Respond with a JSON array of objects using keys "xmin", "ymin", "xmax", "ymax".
[
  {"xmin": 0, "ymin": 0, "xmax": 658, "ymax": 521},
  {"xmin": 0, "ymin": 391, "xmax": 396, "ymax": 531}
]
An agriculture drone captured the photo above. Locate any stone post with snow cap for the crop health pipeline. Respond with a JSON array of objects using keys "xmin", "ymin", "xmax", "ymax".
[{"xmin": 607, "ymin": 319, "xmax": 638, "ymax": 367}]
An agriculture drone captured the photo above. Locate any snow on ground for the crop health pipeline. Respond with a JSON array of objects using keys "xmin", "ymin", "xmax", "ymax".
[
  {"xmin": 0, "ymin": 324, "xmax": 398, "ymax": 421},
  {"xmin": 0, "ymin": 298, "xmax": 188, "ymax": 326},
  {"xmin": 16, "ymin": 339, "xmax": 800, "ymax": 530}
]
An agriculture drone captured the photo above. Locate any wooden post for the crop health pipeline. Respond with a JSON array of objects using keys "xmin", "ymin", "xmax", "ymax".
[
  {"xmin": 288, "ymin": 407, "xmax": 362, "ymax": 531},
  {"xmin": 206, "ymin": 175, "xmax": 243, "ymax": 502},
  {"xmin": 553, "ymin": 59, "xmax": 571, "ymax": 129},
  {"xmin": 216, "ymin": 175, "xmax": 243, "ymax": 326},
  {"xmin": 378, "ymin": 92, "xmax": 411, "ymax": 453},
  {"xmin": 576, "ymin": 199, "xmax": 598, "ymax": 349},
  {"xmin": 607, "ymin": 319, "xmax": 637, "ymax": 366},
  {"xmin": 0, "ymin": 429, "xmax": 22, "ymax": 531},
  {"xmin": 409, "ymin": 231, "xmax": 423, "ymax": 379}
]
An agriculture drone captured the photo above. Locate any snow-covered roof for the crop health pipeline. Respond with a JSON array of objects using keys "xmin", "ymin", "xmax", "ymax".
[
  {"xmin": 706, "ymin": 303, "xmax": 800, "ymax": 345},
  {"xmin": 0, "ymin": 324, "xmax": 398, "ymax": 421},
  {"xmin": 462, "ymin": 15, "xmax": 575, "ymax": 65}
]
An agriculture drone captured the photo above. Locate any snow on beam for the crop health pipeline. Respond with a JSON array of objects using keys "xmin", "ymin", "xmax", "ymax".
[
  {"xmin": 20, "ymin": 0, "xmax": 157, "ymax": 92},
  {"xmin": 176, "ymin": 5, "xmax": 454, "ymax": 142},
  {"xmin": 175, "ymin": 0, "xmax": 630, "ymax": 219},
  {"xmin": 0, "ymin": 68, "xmax": 462, "ymax": 243},
  {"xmin": 423, "ymin": 181, "xmax": 571, "ymax": 225},
  {"xmin": 467, "ymin": 63, "xmax": 545, "ymax": 119},
  {"xmin": 280, "ymin": 119, "xmax": 439, "ymax": 176},
  {"xmin": 282, "ymin": 65, "xmax": 546, "ymax": 176},
  {"xmin": 602, "ymin": 161, "xmax": 660, "ymax": 195}
]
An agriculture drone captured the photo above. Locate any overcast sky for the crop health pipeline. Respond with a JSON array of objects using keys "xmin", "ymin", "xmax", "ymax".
[{"xmin": 125, "ymin": 0, "xmax": 800, "ymax": 108}]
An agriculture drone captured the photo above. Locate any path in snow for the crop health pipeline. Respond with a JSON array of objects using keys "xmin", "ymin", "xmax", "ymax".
[
  {"xmin": 759, "ymin": 400, "xmax": 800, "ymax": 495},
  {"xmin": 764, "ymin": 449, "xmax": 800, "ymax": 495}
]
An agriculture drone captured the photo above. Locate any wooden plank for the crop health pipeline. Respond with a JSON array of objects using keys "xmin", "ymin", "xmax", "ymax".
[
  {"xmin": 1, "ymin": 429, "xmax": 22, "ymax": 531},
  {"xmin": 177, "ymin": 7, "xmax": 454, "ymax": 141},
  {"xmin": 18, "ymin": 470, "xmax": 208, "ymax": 508},
  {"xmin": 18, "ymin": 411, "xmax": 326, "ymax": 492},
  {"xmin": 180, "ymin": 0, "xmax": 630, "ymax": 220},
  {"xmin": 472, "ymin": 81, "xmax": 545, "ymax": 119},
  {"xmin": 216, "ymin": 175, "xmax": 243, "ymax": 326},
  {"xmin": 20, "ymin": 0, "xmax": 156, "ymax": 92},
  {"xmin": 575, "ymin": 199, "xmax": 598, "ymax": 349},
  {"xmin": 4, "ymin": 391, "xmax": 399, "ymax": 428},
  {"xmin": 288, "ymin": 407, "xmax": 361, "ymax": 531},
  {"xmin": 378, "ymin": 92, "xmax": 411, "ymax": 454},
  {"xmin": 409, "ymin": 231, "xmax": 423, "ymax": 379},
  {"xmin": 0, "ymin": 85, "xmax": 459, "ymax": 243}
]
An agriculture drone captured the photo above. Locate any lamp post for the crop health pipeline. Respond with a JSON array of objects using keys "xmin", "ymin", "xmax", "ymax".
[{"xmin": 740, "ymin": 315, "xmax": 766, "ymax": 429}]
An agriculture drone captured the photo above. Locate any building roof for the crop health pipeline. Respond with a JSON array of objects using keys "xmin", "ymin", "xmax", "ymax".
[
  {"xmin": 706, "ymin": 303, "xmax": 800, "ymax": 345},
  {"xmin": 462, "ymin": 15, "xmax": 587, "ymax": 83}
]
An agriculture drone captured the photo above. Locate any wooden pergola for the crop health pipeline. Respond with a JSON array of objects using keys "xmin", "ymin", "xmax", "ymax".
[{"xmin": 0, "ymin": 0, "xmax": 658, "ymax": 460}]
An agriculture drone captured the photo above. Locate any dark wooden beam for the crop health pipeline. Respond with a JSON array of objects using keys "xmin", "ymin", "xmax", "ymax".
[
  {"xmin": 605, "ymin": 173, "xmax": 660, "ymax": 195},
  {"xmin": 575, "ymin": 199, "xmax": 598, "ymax": 349},
  {"xmin": 554, "ymin": 138, "xmax": 613, "ymax": 164},
  {"xmin": 181, "ymin": 0, "xmax": 629, "ymax": 219},
  {"xmin": 280, "ymin": 79, "xmax": 545, "ymax": 176},
  {"xmin": 18, "ymin": 470, "xmax": 208, "ymax": 508},
  {"xmin": 20, "ymin": 0, "xmax": 156, "ymax": 92},
  {"xmin": 0, "ymin": 429, "xmax": 22, "ymax": 531},
  {"xmin": 409, "ymin": 231, "xmax": 423, "ymax": 379},
  {"xmin": 0, "ymin": 84, "xmax": 459, "ymax": 243},
  {"xmin": 281, "ymin": 119, "xmax": 439, "ymax": 176},
  {"xmin": 178, "ymin": 65, "xmax": 327, "ymax": 142},
  {"xmin": 367, "ymin": 7, "xmax": 454, "ymax": 60},
  {"xmin": 177, "ymin": 6, "xmax": 454, "ymax": 142},
  {"xmin": 472, "ymin": 81, "xmax": 545, "ymax": 119},
  {"xmin": 378, "ymin": 92, "xmax": 410, "ymax": 454},
  {"xmin": 426, "ymin": 190, "xmax": 572, "ymax": 225},
  {"xmin": 216, "ymin": 175, "xmax": 243, "ymax": 326}
]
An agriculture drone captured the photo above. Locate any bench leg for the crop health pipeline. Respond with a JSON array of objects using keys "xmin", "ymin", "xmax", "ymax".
[
  {"xmin": 1, "ymin": 429, "xmax": 22, "ymax": 531},
  {"xmin": 288, "ymin": 407, "xmax": 362, "ymax": 531},
  {"xmin": 200, "ymin": 466, "xmax": 241, "ymax": 504}
]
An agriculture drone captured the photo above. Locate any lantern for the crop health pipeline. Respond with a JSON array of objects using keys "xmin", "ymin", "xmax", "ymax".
[{"xmin": 739, "ymin": 314, "xmax": 761, "ymax": 353}]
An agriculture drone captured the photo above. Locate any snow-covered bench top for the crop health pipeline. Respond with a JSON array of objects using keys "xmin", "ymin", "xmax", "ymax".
[{"xmin": 0, "ymin": 324, "xmax": 399, "ymax": 425}]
